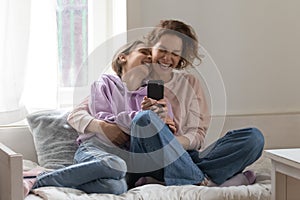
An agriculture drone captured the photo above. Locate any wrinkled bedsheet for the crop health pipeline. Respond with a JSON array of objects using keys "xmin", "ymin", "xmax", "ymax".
[{"xmin": 24, "ymin": 154, "xmax": 271, "ymax": 200}]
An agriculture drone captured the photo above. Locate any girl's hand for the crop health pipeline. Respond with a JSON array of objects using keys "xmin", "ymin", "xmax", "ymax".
[
  {"xmin": 141, "ymin": 96, "xmax": 157, "ymax": 110},
  {"xmin": 141, "ymin": 97, "xmax": 167, "ymax": 121},
  {"xmin": 150, "ymin": 105, "xmax": 167, "ymax": 121},
  {"xmin": 153, "ymin": 99, "xmax": 168, "ymax": 121},
  {"xmin": 97, "ymin": 120, "xmax": 129, "ymax": 146},
  {"xmin": 165, "ymin": 116, "xmax": 177, "ymax": 134},
  {"xmin": 141, "ymin": 97, "xmax": 176, "ymax": 134}
]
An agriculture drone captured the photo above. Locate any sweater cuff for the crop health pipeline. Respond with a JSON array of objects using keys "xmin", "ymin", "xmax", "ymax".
[{"xmin": 68, "ymin": 110, "xmax": 94, "ymax": 134}]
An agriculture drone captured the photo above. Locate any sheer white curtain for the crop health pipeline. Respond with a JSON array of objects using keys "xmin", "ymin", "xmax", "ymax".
[
  {"xmin": 0, "ymin": 0, "xmax": 127, "ymax": 125},
  {"xmin": 22, "ymin": 0, "xmax": 58, "ymax": 110},
  {"xmin": 0, "ymin": 0, "xmax": 31, "ymax": 125},
  {"xmin": 0, "ymin": 0, "xmax": 57, "ymax": 125}
]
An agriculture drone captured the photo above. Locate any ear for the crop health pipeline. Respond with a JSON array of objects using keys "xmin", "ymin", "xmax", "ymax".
[{"xmin": 118, "ymin": 54, "xmax": 127, "ymax": 65}]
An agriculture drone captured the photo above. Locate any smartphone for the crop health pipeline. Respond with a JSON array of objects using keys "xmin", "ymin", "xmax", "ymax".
[{"xmin": 147, "ymin": 80, "xmax": 164, "ymax": 100}]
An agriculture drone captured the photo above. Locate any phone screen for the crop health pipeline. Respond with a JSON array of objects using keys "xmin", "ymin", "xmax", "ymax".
[{"xmin": 147, "ymin": 80, "xmax": 164, "ymax": 100}]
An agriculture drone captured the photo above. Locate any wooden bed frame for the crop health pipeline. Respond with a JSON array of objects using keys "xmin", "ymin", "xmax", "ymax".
[{"xmin": 0, "ymin": 143, "xmax": 23, "ymax": 200}]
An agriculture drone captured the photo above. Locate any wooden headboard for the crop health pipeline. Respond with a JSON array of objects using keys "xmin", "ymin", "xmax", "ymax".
[{"xmin": 0, "ymin": 143, "xmax": 23, "ymax": 200}]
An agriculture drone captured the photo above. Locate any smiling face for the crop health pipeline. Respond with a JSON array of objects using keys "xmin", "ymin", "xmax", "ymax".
[
  {"xmin": 121, "ymin": 44, "xmax": 152, "ymax": 75},
  {"xmin": 151, "ymin": 34, "xmax": 183, "ymax": 81},
  {"xmin": 120, "ymin": 43, "xmax": 152, "ymax": 90}
]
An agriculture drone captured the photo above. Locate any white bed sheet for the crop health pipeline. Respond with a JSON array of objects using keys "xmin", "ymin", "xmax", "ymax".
[{"xmin": 24, "ymin": 155, "xmax": 271, "ymax": 200}]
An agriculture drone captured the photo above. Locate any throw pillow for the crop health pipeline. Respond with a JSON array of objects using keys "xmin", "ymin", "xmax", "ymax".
[{"xmin": 26, "ymin": 109, "xmax": 79, "ymax": 169}]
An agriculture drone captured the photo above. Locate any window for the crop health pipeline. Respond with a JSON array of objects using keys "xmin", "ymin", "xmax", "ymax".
[
  {"xmin": 0, "ymin": 0, "xmax": 127, "ymax": 125},
  {"xmin": 24, "ymin": 0, "xmax": 127, "ymax": 110}
]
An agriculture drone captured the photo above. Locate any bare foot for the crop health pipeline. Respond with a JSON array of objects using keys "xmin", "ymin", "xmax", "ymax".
[
  {"xmin": 23, "ymin": 178, "xmax": 36, "ymax": 196},
  {"xmin": 208, "ymin": 170, "xmax": 257, "ymax": 187},
  {"xmin": 23, "ymin": 167, "xmax": 45, "ymax": 196},
  {"xmin": 23, "ymin": 167, "xmax": 44, "ymax": 178},
  {"xmin": 195, "ymin": 177, "xmax": 209, "ymax": 186},
  {"xmin": 243, "ymin": 170, "xmax": 256, "ymax": 184}
]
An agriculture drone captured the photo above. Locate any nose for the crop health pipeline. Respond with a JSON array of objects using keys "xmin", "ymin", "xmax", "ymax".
[
  {"xmin": 145, "ymin": 54, "xmax": 152, "ymax": 63},
  {"xmin": 162, "ymin": 51, "xmax": 172, "ymax": 61}
]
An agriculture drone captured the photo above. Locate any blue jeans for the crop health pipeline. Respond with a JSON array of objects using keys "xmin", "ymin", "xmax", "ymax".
[
  {"xmin": 128, "ymin": 110, "xmax": 204, "ymax": 186},
  {"xmin": 33, "ymin": 138, "xmax": 127, "ymax": 194},
  {"xmin": 129, "ymin": 110, "xmax": 264, "ymax": 186}
]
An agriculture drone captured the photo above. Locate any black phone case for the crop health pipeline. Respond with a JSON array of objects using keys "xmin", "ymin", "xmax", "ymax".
[{"xmin": 147, "ymin": 80, "xmax": 164, "ymax": 100}]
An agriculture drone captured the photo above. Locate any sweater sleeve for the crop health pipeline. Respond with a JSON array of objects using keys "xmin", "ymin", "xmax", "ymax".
[
  {"xmin": 67, "ymin": 96, "xmax": 94, "ymax": 134},
  {"xmin": 181, "ymin": 75, "xmax": 211, "ymax": 150},
  {"xmin": 89, "ymin": 79, "xmax": 140, "ymax": 133}
]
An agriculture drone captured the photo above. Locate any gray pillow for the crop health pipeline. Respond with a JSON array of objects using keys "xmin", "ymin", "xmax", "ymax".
[{"xmin": 26, "ymin": 109, "xmax": 79, "ymax": 169}]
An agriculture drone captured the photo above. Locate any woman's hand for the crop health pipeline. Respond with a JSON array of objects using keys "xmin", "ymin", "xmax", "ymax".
[
  {"xmin": 95, "ymin": 120, "xmax": 130, "ymax": 146},
  {"xmin": 151, "ymin": 99, "xmax": 168, "ymax": 122},
  {"xmin": 165, "ymin": 116, "xmax": 177, "ymax": 134},
  {"xmin": 175, "ymin": 135, "xmax": 190, "ymax": 150},
  {"xmin": 141, "ymin": 97, "xmax": 168, "ymax": 121}
]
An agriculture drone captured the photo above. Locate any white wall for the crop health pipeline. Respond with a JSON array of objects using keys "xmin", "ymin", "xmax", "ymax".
[{"xmin": 127, "ymin": 0, "xmax": 300, "ymax": 116}]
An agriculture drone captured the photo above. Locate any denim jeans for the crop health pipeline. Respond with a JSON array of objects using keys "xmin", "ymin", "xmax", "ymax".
[
  {"xmin": 190, "ymin": 127, "xmax": 264, "ymax": 184},
  {"xmin": 33, "ymin": 110, "xmax": 264, "ymax": 191},
  {"xmin": 129, "ymin": 110, "xmax": 264, "ymax": 186},
  {"xmin": 128, "ymin": 110, "xmax": 204, "ymax": 187},
  {"xmin": 33, "ymin": 138, "xmax": 127, "ymax": 194}
]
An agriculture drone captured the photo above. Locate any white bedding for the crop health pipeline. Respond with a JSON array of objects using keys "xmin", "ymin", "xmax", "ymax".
[
  {"xmin": 24, "ymin": 154, "xmax": 271, "ymax": 200},
  {"xmin": 27, "ymin": 182, "xmax": 271, "ymax": 200}
]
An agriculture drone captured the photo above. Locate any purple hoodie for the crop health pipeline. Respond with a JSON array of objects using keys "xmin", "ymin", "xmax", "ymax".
[{"xmin": 79, "ymin": 74, "xmax": 173, "ymax": 139}]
